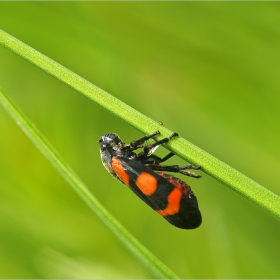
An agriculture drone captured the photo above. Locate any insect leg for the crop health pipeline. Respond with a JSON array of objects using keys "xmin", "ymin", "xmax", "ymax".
[
  {"xmin": 129, "ymin": 131, "xmax": 160, "ymax": 150},
  {"xmin": 143, "ymin": 132, "xmax": 179, "ymax": 156},
  {"xmin": 147, "ymin": 163, "xmax": 202, "ymax": 178},
  {"xmin": 159, "ymin": 152, "xmax": 175, "ymax": 163},
  {"xmin": 140, "ymin": 152, "xmax": 175, "ymax": 165}
]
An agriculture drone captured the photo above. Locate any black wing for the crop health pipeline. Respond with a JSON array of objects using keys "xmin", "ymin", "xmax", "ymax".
[{"xmin": 113, "ymin": 156, "xmax": 202, "ymax": 229}]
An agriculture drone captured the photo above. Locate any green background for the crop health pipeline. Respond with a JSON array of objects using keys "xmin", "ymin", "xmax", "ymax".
[{"xmin": 0, "ymin": 2, "xmax": 280, "ymax": 278}]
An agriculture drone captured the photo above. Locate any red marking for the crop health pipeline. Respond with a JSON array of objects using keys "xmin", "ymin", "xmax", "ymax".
[
  {"xmin": 156, "ymin": 187, "xmax": 182, "ymax": 216},
  {"xmin": 111, "ymin": 157, "xmax": 130, "ymax": 185},
  {"xmin": 158, "ymin": 172, "xmax": 189, "ymax": 194},
  {"xmin": 136, "ymin": 172, "xmax": 158, "ymax": 196}
]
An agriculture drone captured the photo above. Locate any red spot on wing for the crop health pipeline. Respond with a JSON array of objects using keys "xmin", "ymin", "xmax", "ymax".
[
  {"xmin": 111, "ymin": 157, "xmax": 130, "ymax": 185},
  {"xmin": 156, "ymin": 187, "xmax": 182, "ymax": 216},
  {"xmin": 158, "ymin": 173, "xmax": 189, "ymax": 194},
  {"xmin": 136, "ymin": 172, "xmax": 158, "ymax": 196}
]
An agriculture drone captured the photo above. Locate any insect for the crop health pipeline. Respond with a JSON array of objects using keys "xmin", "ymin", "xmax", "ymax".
[{"xmin": 99, "ymin": 131, "xmax": 202, "ymax": 229}]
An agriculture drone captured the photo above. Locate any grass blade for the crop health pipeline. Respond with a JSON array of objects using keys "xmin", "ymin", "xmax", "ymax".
[{"xmin": 1, "ymin": 29, "xmax": 279, "ymax": 221}]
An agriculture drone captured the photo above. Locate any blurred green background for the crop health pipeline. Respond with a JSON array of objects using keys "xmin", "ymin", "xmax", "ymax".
[{"xmin": 0, "ymin": 2, "xmax": 280, "ymax": 278}]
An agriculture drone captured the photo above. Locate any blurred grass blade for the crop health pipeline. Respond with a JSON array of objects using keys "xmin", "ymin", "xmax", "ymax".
[
  {"xmin": 0, "ymin": 87, "xmax": 179, "ymax": 279},
  {"xmin": 0, "ymin": 30, "xmax": 280, "ymax": 222}
]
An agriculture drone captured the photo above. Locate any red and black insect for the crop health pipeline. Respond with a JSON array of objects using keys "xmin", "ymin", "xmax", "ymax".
[{"xmin": 99, "ymin": 131, "xmax": 202, "ymax": 229}]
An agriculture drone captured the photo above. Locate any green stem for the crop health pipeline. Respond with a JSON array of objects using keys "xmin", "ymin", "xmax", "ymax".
[{"xmin": 0, "ymin": 29, "xmax": 279, "ymax": 229}]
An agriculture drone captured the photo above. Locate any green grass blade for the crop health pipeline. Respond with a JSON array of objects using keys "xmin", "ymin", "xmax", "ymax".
[
  {"xmin": 1, "ymin": 29, "xmax": 279, "ymax": 221},
  {"xmin": 0, "ymin": 86, "xmax": 179, "ymax": 279},
  {"xmin": 1, "ymin": 30, "xmax": 280, "ymax": 221}
]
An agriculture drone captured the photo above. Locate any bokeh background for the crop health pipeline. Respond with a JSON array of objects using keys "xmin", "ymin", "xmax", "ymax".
[{"xmin": 0, "ymin": 2, "xmax": 280, "ymax": 278}]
